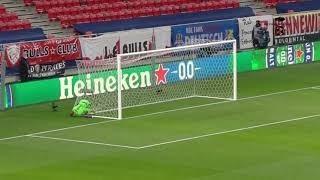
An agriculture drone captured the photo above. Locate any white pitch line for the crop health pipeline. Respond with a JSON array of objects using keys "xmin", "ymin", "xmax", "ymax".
[
  {"xmin": 138, "ymin": 114, "xmax": 320, "ymax": 149},
  {"xmin": 27, "ymin": 135, "xmax": 140, "ymax": 150},
  {"xmin": 311, "ymin": 87, "xmax": 320, "ymax": 90},
  {"xmin": 239, "ymin": 86, "xmax": 319, "ymax": 100},
  {"xmin": 0, "ymin": 135, "xmax": 29, "ymax": 141},
  {"xmin": 0, "ymin": 119, "xmax": 121, "ymax": 142},
  {"xmin": 0, "ymin": 86, "xmax": 318, "ymax": 143},
  {"xmin": 125, "ymin": 86, "xmax": 319, "ymax": 120}
]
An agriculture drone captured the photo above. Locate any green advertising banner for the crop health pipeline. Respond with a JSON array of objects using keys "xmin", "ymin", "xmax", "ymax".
[
  {"xmin": 265, "ymin": 42, "xmax": 316, "ymax": 68},
  {"xmin": 5, "ymin": 40, "xmax": 320, "ymax": 108},
  {"xmin": 9, "ymin": 65, "xmax": 153, "ymax": 107}
]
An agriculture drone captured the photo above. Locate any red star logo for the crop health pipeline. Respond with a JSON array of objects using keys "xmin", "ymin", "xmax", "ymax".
[
  {"xmin": 296, "ymin": 49, "xmax": 304, "ymax": 59},
  {"xmin": 155, "ymin": 64, "xmax": 169, "ymax": 85}
]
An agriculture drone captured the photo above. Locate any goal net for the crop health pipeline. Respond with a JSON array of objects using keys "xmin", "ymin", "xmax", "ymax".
[{"xmin": 75, "ymin": 40, "xmax": 237, "ymax": 119}]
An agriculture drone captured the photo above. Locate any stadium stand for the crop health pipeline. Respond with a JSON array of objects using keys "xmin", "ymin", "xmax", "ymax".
[
  {"xmin": 263, "ymin": 0, "xmax": 297, "ymax": 8},
  {"xmin": 74, "ymin": 7, "xmax": 254, "ymax": 34},
  {"xmin": 0, "ymin": 4, "xmax": 31, "ymax": 32},
  {"xmin": 0, "ymin": 0, "xmax": 271, "ymax": 43},
  {"xmin": 276, "ymin": 0, "xmax": 320, "ymax": 13},
  {"xmin": 25, "ymin": 0, "xmax": 240, "ymax": 28}
]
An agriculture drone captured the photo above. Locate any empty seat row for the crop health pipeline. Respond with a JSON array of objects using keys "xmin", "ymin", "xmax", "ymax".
[
  {"xmin": 59, "ymin": 1, "xmax": 239, "ymax": 28},
  {"xmin": 264, "ymin": 0, "xmax": 297, "ymax": 7},
  {"xmin": 34, "ymin": 0, "xmax": 232, "ymax": 13},
  {"xmin": 0, "ymin": 20, "xmax": 32, "ymax": 32},
  {"xmin": 48, "ymin": 1, "xmax": 239, "ymax": 21},
  {"xmin": 0, "ymin": 13, "xmax": 19, "ymax": 22},
  {"xmin": 0, "ymin": 5, "xmax": 32, "ymax": 32},
  {"xmin": 85, "ymin": 0, "xmax": 199, "ymax": 7},
  {"xmin": 27, "ymin": 0, "xmax": 199, "ymax": 7},
  {"xmin": 35, "ymin": 0, "xmax": 81, "ymax": 13},
  {"xmin": 0, "ymin": 5, "xmax": 6, "ymax": 13}
]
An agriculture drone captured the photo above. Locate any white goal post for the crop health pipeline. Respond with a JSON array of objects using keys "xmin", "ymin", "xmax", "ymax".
[{"xmin": 75, "ymin": 40, "xmax": 237, "ymax": 119}]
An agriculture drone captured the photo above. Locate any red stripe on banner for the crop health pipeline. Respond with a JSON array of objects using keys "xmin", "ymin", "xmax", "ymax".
[{"xmin": 5, "ymin": 37, "xmax": 82, "ymax": 68}]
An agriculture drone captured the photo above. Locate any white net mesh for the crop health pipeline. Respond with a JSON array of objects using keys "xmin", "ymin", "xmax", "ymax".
[
  {"xmin": 75, "ymin": 40, "xmax": 236, "ymax": 119},
  {"xmin": 75, "ymin": 59, "xmax": 119, "ymax": 119}
]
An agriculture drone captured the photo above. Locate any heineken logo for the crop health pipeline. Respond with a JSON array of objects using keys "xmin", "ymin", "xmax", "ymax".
[
  {"xmin": 155, "ymin": 64, "xmax": 169, "ymax": 85},
  {"xmin": 296, "ymin": 49, "xmax": 304, "ymax": 59},
  {"xmin": 59, "ymin": 63, "xmax": 174, "ymax": 99},
  {"xmin": 59, "ymin": 68, "xmax": 153, "ymax": 100}
]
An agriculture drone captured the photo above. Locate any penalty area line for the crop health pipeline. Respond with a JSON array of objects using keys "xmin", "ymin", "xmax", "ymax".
[
  {"xmin": 125, "ymin": 86, "xmax": 319, "ymax": 120},
  {"xmin": 138, "ymin": 114, "xmax": 320, "ymax": 149},
  {"xmin": 0, "ymin": 85, "xmax": 319, "ymax": 143},
  {"xmin": 26, "ymin": 135, "xmax": 140, "ymax": 150}
]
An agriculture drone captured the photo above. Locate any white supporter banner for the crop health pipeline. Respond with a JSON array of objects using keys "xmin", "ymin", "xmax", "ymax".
[
  {"xmin": 79, "ymin": 26, "xmax": 171, "ymax": 60},
  {"xmin": 79, "ymin": 32, "xmax": 120, "ymax": 60},
  {"xmin": 238, "ymin": 15, "xmax": 273, "ymax": 49},
  {"xmin": 120, "ymin": 26, "xmax": 171, "ymax": 54}
]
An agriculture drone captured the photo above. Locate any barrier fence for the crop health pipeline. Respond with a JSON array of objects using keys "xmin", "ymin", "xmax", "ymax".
[{"xmin": 1, "ymin": 9, "xmax": 320, "ymax": 108}]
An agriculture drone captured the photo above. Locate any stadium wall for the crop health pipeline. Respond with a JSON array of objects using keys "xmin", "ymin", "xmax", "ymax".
[
  {"xmin": 2, "ymin": 10, "xmax": 320, "ymax": 108},
  {"xmin": 3, "ymin": 40, "xmax": 320, "ymax": 108}
]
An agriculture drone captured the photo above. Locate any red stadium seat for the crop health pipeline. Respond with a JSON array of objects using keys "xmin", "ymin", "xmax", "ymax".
[
  {"xmin": 199, "ymin": 2, "xmax": 208, "ymax": 11},
  {"xmin": 48, "ymin": 8, "xmax": 58, "ymax": 21},
  {"xmin": 89, "ymin": 14, "xmax": 98, "ymax": 22},
  {"xmin": 0, "ymin": 5, "xmax": 6, "ymax": 14},
  {"xmin": 264, "ymin": 0, "xmax": 278, "ymax": 7},
  {"xmin": 84, "ymin": 6, "xmax": 92, "ymax": 14},
  {"xmin": 92, "ymin": 5, "xmax": 100, "ymax": 14},
  {"xmin": 154, "ymin": 0, "xmax": 162, "ymax": 7},
  {"xmin": 231, "ymin": 0, "xmax": 240, "ymax": 8},
  {"xmin": 60, "ymin": 15, "xmax": 70, "ymax": 28},
  {"xmin": 101, "ymin": 12, "xmax": 111, "ymax": 21},
  {"xmin": 96, "ymin": 13, "xmax": 105, "ymax": 21},
  {"xmin": 112, "ymin": 2, "xmax": 126, "ymax": 12},
  {"xmin": 144, "ymin": 7, "xmax": 154, "ymax": 16},
  {"xmin": 22, "ymin": 20, "xmax": 32, "ymax": 29},
  {"xmin": 109, "ymin": 11, "xmax": 120, "ymax": 20},
  {"xmin": 50, "ymin": 1, "xmax": 58, "ymax": 9},
  {"xmin": 161, "ymin": 0, "xmax": 170, "ymax": 6},
  {"xmin": 69, "ymin": 15, "xmax": 78, "ymax": 27},
  {"xmin": 23, "ymin": 0, "xmax": 33, "ymax": 6},
  {"xmin": 142, "ymin": 0, "xmax": 155, "ymax": 8},
  {"xmin": 152, "ymin": 7, "xmax": 161, "ymax": 16}
]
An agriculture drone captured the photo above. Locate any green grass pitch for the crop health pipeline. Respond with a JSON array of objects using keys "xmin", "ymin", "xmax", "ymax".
[{"xmin": 1, "ymin": 62, "xmax": 320, "ymax": 179}]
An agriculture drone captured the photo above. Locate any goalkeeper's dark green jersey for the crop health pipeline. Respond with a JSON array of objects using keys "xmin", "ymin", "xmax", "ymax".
[{"xmin": 72, "ymin": 100, "xmax": 91, "ymax": 117}]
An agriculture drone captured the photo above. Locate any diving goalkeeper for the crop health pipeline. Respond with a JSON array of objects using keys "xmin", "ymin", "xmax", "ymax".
[{"xmin": 70, "ymin": 99, "xmax": 92, "ymax": 117}]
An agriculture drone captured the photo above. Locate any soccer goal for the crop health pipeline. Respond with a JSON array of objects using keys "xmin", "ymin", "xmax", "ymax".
[{"xmin": 75, "ymin": 40, "xmax": 237, "ymax": 119}]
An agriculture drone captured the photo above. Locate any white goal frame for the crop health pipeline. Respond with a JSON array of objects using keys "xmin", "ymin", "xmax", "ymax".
[
  {"xmin": 76, "ymin": 40, "xmax": 238, "ymax": 120},
  {"xmin": 117, "ymin": 40, "xmax": 237, "ymax": 119}
]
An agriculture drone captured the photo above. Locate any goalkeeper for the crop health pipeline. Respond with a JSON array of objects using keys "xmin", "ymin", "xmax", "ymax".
[{"xmin": 70, "ymin": 99, "xmax": 92, "ymax": 117}]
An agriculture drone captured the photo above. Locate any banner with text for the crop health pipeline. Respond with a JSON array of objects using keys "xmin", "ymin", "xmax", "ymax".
[
  {"xmin": 28, "ymin": 61, "xmax": 66, "ymax": 79},
  {"xmin": 5, "ymin": 41, "xmax": 320, "ymax": 108},
  {"xmin": 274, "ymin": 11, "xmax": 320, "ymax": 45},
  {"xmin": 266, "ymin": 42, "xmax": 314, "ymax": 68},
  {"xmin": 238, "ymin": 15, "xmax": 273, "ymax": 49},
  {"xmin": 5, "ymin": 37, "xmax": 82, "ymax": 68},
  {"xmin": 79, "ymin": 26, "xmax": 171, "ymax": 61},
  {"xmin": 80, "ymin": 32, "xmax": 120, "ymax": 60},
  {"xmin": 171, "ymin": 19, "xmax": 238, "ymax": 47}
]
